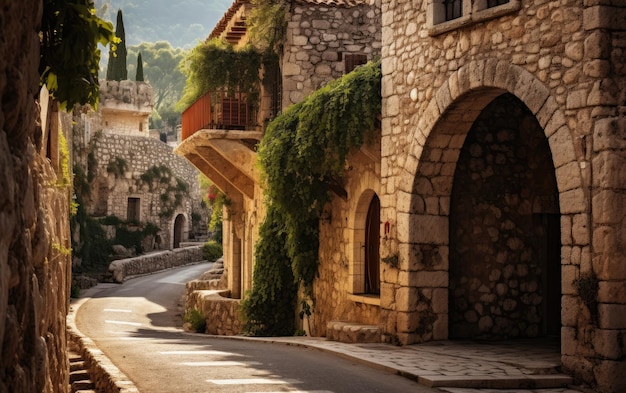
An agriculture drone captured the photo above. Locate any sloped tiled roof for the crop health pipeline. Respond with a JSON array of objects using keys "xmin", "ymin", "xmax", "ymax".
[
  {"xmin": 209, "ymin": 0, "xmax": 367, "ymax": 42},
  {"xmin": 209, "ymin": 0, "xmax": 250, "ymax": 40},
  {"xmin": 296, "ymin": 0, "xmax": 367, "ymax": 6}
]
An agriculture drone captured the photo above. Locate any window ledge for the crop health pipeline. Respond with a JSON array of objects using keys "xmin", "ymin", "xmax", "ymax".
[
  {"xmin": 429, "ymin": 1, "xmax": 521, "ymax": 37},
  {"xmin": 348, "ymin": 293, "xmax": 381, "ymax": 306}
]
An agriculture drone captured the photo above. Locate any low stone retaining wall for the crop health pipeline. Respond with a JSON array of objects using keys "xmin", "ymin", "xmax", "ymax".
[
  {"xmin": 186, "ymin": 289, "xmax": 244, "ymax": 335},
  {"xmin": 109, "ymin": 246, "xmax": 203, "ymax": 282},
  {"xmin": 67, "ymin": 299, "xmax": 138, "ymax": 393}
]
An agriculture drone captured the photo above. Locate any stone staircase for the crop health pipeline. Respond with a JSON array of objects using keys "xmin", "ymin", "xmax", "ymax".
[
  {"xmin": 68, "ymin": 350, "xmax": 97, "ymax": 393},
  {"xmin": 326, "ymin": 321, "xmax": 381, "ymax": 343}
]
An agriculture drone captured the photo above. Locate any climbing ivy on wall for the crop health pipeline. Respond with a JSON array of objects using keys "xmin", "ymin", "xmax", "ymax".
[
  {"xmin": 177, "ymin": 39, "xmax": 262, "ymax": 111},
  {"xmin": 241, "ymin": 60, "xmax": 382, "ymax": 334},
  {"xmin": 138, "ymin": 165, "xmax": 189, "ymax": 218},
  {"xmin": 240, "ymin": 206, "xmax": 297, "ymax": 336}
]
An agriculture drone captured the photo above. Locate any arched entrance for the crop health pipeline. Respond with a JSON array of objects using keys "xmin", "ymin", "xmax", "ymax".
[
  {"xmin": 173, "ymin": 214, "xmax": 185, "ymax": 248},
  {"xmin": 395, "ymin": 61, "xmax": 585, "ymax": 345},
  {"xmin": 448, "ymin": 93, "xmax": 560, "ymax": 339}
]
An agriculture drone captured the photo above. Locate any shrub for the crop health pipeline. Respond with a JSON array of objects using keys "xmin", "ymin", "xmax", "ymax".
[
  {"xmin": 202, "ymin": 241, "xmax": 223, "ymax": 262},
  {"xmin": 183, "ymin": 309, "xmax": 206, "ymax": 333}
]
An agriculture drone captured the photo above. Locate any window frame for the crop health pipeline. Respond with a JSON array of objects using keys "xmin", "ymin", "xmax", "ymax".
[{"xmin": 428, "ymin": 0, "xmax": 521, "ymax": 36}]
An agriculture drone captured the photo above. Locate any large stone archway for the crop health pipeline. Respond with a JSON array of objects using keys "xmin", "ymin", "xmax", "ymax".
[{"xmin": 392, "ymin": 60, "xmax": 587, "ymax": 345}]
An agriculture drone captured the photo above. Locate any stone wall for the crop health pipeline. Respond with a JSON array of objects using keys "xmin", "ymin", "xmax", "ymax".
[
  {"xmin": 0, "ymin": 2, "xmax": 72, "ymax": 392},
  {"xmin": 90, "ymin": 133, "xmax": 203, "ymax": 248},
  {"xmin": 109, "ymin": 245, "xmax": 203, "ymax": 282},
  {"xmin": 99, "ymin": 80, "xmax": 153, "ymax": 137},
  {"xmin": 283, "ymin": 0, "xmax": 382, "ymax": 106},
  {"xmin": 186, "ymin": 289, "xmax": 243, "ymax": 335},
  {"xmin": 314, "ymin": 145, "xmax": 382, "ymax": 337}
]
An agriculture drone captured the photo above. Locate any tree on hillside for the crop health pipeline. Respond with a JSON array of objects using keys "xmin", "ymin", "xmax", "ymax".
[
  {"xmin": 136, "ymin": 52, "xmax": 144, "ymax": 81},
  {"xmin": 126, "ymin": 41, "xmax": 186, "ymax": 112},
  {"xmin": 106, "ymin": 9, "xmax": 128, "ymax": 81}
]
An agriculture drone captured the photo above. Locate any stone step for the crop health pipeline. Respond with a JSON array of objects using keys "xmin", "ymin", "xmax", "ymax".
[
  {"xmin": 69, "ymin": 360, "xmax": 86, "ymax": 372},
  {"xmin": 326, "ymin": 321, "xmax": 381, "ymax": 343},
  {"xmin": 69, "ymin": 369, "xmax": 91, "ymax": 383},
  {"xmin": 71, "ymin": 380, "xmax": 96, "ymax": 392}
]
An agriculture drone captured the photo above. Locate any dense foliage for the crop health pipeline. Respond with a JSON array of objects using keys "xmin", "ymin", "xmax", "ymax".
[
  {"xmin": 126, "ymin": 41, "xmax": 187, "ymax": 112},
  {"xmin": 106, "ymin": 9, "xmax": 128, "ymax": 81},
  {"xmin": 247, "ymin": 0, "xmax": 286, "ymax": 53},
  {"xmin": 241, "ymin": 61, "xmax": 381, "ymax": 335},
  {"xmin": 258, "ymin": 60, "xmax": 382, "ymax": 292},
  {"xmin": 177, "ymin": 39, "xmax": 261, "ymax": 111},
  {"xmin": 202, "ymin": 241, "xmax": 223, "ymax": 262},
  {"xmin": 240, "ymin": 207, "xmax": 297, "ymax": 336},
  {"xmin": 40, "ymin": 0, "xmax": 117, "ymax": 109}
]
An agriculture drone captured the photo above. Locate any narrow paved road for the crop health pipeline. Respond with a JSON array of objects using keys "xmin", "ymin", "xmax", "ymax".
[{"xmin": 75, "ymin": 263, "xmax": 439, "ymax": 393}]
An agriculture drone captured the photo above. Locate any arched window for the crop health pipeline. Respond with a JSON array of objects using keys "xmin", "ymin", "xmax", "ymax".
[{"xmin": 364, "ymin": 194, "xmax": 380, "ymax": 294}]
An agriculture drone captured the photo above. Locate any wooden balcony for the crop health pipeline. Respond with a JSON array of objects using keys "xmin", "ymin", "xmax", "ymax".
[{"xmin": 182, "ymin": 91, "xmax": 255, "ymax": 140}]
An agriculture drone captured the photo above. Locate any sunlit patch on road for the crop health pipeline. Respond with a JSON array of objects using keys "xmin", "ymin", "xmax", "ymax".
[
  {"xmin": 103, "ymin": 308, "xmax": 132, "ymax": 313},
  {"xmin": 104, "ymin": 320, "xmax": 141, "ymax": 326},
  {"xmin": 180, "ymin": 361, "xmax": 261, "ymax": 367},
  {"xmin": 207, "ymin": 378, "xmax": 301, "ymax": 385},
  {"xmin": 159, "ymin": 350, "xmax": 242, "ymax": 356}
]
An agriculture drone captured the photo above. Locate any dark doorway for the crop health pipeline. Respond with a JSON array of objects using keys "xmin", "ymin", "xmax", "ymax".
[
  {"xmin": 448, "ymin": 93, "xmax": 560, "ymax": 339},
  {"xmin": 173, "ymin": 214, "xmax": 185, "ymax": 249}
]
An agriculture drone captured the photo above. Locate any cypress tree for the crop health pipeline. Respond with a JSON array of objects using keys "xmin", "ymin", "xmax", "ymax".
[
  {"xmin": 135, "ymin": 52, "xmax": 144, "ymax": 81},
  {"xmin": 106, "ymin": 9, "xmax": 128, "ymax": 81}
]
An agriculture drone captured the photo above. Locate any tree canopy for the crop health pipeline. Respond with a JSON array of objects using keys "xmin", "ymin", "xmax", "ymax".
[
  {"xmin": 126, "ymin": 41, "xmax": 187, "ymax": 112},
  {"xmin": 40, "ymin": 0, "xmax": 117, "ymax": 110}
]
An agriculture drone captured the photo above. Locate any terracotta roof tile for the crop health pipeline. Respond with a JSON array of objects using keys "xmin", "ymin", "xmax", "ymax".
[
  {"xmin": 296, "ymin": 0, "xmax": 367, "ymax": 6},
  {"xmin": 209, "ymin": 0, "xmax": 249, "ymax": 40}
]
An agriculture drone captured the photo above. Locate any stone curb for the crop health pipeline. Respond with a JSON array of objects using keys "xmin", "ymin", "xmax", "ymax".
[{"xmin": 67, "ymin": 297, "xmax": 139, "ymax": 393}]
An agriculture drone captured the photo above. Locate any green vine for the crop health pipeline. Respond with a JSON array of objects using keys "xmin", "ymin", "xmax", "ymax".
[
  {"xmin": 240, "ymin": 206, "xmax": 297, "ymax": 336},
  {"xmin": 258, "ymin": 60, "xmax": 382, "ymax": 292},
  {"xmin": 178, "ymin": 39, "xmax": 262, "ymax": 111},
  {"xmin": 241, "ymin": 61, "xmax": 381, "ymax": 335},
  {"xmin": 106, "ymin": 156, "xmax": 127, "ymax": 178},
  {"xmin": 40, "ymin": 0, "xmax": 118, "ymax": 110},
  {"xmin": 138, "ymin": 165, "xmax": 189, "ymax": 218}
]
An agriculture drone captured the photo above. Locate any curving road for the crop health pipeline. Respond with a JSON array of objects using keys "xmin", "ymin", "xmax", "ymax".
[{"xmin": 74, "ymin": 263, "xmax": 439, "ymax": 393}]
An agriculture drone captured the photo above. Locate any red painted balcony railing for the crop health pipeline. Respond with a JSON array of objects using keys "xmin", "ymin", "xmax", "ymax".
[{"xmin": 182, "ymin": 91, "xmax": 252, "ymax": 140}]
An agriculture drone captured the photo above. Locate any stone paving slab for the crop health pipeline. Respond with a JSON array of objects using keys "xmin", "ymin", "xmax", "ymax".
[{"xmin": 238, "ymin": 336, "xmax": 574, "ymax": 390}]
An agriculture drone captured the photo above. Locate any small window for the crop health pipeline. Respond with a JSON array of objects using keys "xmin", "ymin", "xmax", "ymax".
[
  {"xmin": 444, "ymin": 0, "xmax": 463, "ymax": 21},
  {"xmin": 127, "ymin": 197, "xmax": 140, "ymax": 221},
  {"xmin": 344, "ymin": 54, "xmax": 368, "ymax": 74},
  {"xmin": 487, "ymin": 0, "xmax": 509, "ymax": 8}
]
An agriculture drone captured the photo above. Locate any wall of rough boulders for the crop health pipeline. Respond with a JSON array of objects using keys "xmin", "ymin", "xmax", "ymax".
[
  {"xmin": 448, "ymin": 94, "xmax": 559, "ymax": 339},
  {"xmin": 0, "ymin": 2, "xmax": 72, "ymax": 392},
  {"xmin": 186, "ymin": 290, "xmax": 243, "ymax": 335},
  {"xmin": 109, "ymin": 246, "xmax": 203, "ymax": 282},
  {"xmin": 283, "ymin": 0, "xmax": 382, "ymax": 106},
  {"xmin": 99, "ymin": 80, "xmax": 153, "ymax": 136}
]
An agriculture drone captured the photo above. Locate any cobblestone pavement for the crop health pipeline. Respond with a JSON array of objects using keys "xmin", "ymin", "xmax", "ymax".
[{"xmin": 229, "ymin": 336, "xmax": 582, "ymax": 392}]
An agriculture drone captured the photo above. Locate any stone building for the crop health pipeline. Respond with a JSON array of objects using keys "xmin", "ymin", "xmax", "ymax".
[
  {"xmin": 0, "ymin": 2, "xmax": 73, "ymax": 391},
  {"xmin": 181, "ymin": 0, "xmax": 625, "ymax": 392},
  {"xmin": 76, "ymin": 80, "xmax": 206, "ymax": 251}
]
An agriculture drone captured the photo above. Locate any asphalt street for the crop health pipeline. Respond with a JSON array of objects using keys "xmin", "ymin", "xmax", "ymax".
[{"xmin": 74, "ymin": 263, "xmax": 440, "ymax": 393}]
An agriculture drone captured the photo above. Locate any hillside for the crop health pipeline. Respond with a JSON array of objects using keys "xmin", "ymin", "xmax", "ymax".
[{"xmin": 95, "ymin": 0, "xmax": 232, "ymax": 49}]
